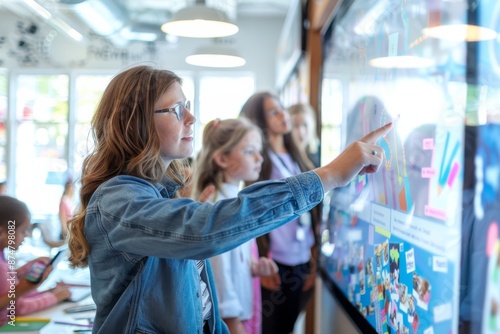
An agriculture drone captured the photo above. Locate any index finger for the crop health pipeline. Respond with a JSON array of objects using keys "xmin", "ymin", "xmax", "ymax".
[{"xmin": 361, "ymin": 122, "xmax": 393, "ymax": 144}]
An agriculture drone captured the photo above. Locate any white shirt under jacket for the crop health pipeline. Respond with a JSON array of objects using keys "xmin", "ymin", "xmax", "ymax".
[{"xmin": 209, "ymin": 183, "xmax": 254, "ymax": 320}]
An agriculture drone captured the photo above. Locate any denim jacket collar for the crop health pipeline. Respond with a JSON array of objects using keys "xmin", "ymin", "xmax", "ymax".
[{"xmin": 156, "ymin": 176, "xmax": 180, "ymax": 198}]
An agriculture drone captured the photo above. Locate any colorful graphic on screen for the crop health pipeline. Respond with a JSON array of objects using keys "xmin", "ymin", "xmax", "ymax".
[{"xmin": 318, "ymin": 0, "xmax": 468, "ymax": 333}]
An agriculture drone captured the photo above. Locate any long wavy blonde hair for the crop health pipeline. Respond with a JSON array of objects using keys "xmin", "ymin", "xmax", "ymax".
[{"xmin": 68, "ymin": 65, "xmax": 187, "ymax": 268}]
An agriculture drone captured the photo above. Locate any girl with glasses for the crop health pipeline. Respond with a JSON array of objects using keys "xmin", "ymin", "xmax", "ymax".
[{"xmin": 67, "ymin": 65, "xmax": 391, "ymax": 334}]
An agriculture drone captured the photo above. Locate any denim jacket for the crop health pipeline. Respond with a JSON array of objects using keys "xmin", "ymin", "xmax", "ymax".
[{"xmin": 84, "ymin": 171, "xmax": 323, "ymax": 334}]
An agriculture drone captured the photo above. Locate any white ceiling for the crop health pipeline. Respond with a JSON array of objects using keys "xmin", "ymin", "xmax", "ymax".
[
  {"xmin": 116, "ymin": 0, "xmax": 291, "ymax": 30},
  {"xmin": 0, "ymin": 0, "xmax": 291, "ymax": 26},
  {"xmin": 0, "ymin": 0, "xmax": 291, "ymax": 45},
  {"xmin": 120, "ymin": 0, "xmax": 291, "ymax": 20}
]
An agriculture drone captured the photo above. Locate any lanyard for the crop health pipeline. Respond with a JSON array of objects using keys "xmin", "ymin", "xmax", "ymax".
[
  {"xmin": 270, "ymin": 151, "xmax": 300, "ymax": 177},
  {"xmin": 270, "ymin": 151, "xmax": 311, "ymax": 233}
]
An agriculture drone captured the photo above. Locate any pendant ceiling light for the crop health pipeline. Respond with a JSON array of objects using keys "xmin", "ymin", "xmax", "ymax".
[
  {"xmin": 161, "ymin": 4, "xmax": 238, "ymax": 38},
  {"xmin": 186, "ymin": 45, "xmax": 246, "ymax": 68}
]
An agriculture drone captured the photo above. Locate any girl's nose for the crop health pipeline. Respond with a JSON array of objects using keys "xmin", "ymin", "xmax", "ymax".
[{"xmin": 184, "ymin": 109, "xmax": 196, "ymax": 124}]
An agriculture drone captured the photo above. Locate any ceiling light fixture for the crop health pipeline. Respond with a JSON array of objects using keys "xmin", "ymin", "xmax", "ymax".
[
  {"xmin": 22, "ymin": 0, "xmax": 51, "ymax": 19},
  {"xmin": 186, "ymin": 45, "xmax": 246, "ymax": 68},
  {"xmin": 161, "ymin": 4, "xmax": 238, "ymax": 38},
  {"xmin": 21, "ymin": 0, "xmax": 84, "ymax": 42},
  {"xmin": 51, "ymin": 17, "xmax": 84, "ymax": 41}
]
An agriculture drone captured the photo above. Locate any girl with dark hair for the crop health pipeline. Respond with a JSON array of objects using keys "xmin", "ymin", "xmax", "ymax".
[
  {"xmin": 240, "ymin": 92, "xmax": 317, "ymax": 334},
  {"xmin": 288, "ymin": 102, "xmax": 320, "ymax": 168},
  {"xmin": 0, "ymin": 196, "xmax": 70, "ymax": 326}
]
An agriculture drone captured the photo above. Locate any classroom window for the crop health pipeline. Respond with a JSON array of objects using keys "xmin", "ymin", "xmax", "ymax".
[
  {"xmin": 15, "ymin": 74, "xmax": 69, "ymax": 221},
  {"xmin": 196, "ymin": 75, "xmax": 255, "ymax": 152},
  {"xmin": 73, "ymin": 75, "xmax": 113, "ymax": 178}
]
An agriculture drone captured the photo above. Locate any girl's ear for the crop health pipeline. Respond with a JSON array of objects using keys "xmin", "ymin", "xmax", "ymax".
[{"xmin": 213, "ymin": 152, "xmax": 228, "ymax": 169}]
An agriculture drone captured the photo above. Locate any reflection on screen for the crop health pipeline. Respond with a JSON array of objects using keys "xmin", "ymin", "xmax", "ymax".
[{"xmin": 317, "ymin": 0, "xmax": 475, "ymax": 333}]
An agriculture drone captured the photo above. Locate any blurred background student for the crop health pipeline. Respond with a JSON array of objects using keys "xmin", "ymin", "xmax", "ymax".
[
  {"xmin": 0, "ymin": 196, "xmax": 71, "ymax": 327},
  {"xmin": 59, "ymin": 179, "xmax": 75, "ymax": 240},
  {"xmin": 240, "ymin": 92, "xmax": 318, "ymax": 334},
  {"xmin": 288, "ymin": 103, "xmax": 320, "ymax": 168}
]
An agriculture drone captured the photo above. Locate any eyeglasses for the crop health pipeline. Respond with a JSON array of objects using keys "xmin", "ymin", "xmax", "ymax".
[{"xmin": 154, "ymin": 100, "xmax": 191, "ymax": 121}]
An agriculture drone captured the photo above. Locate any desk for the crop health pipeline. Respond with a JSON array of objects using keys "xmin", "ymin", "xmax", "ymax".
[
  {"xmin": 30, "ymin": 260, "xmax": 95, "ymax": 333},
  {"xmin": 29, "ymin": 296, "xmax": 95, "ymax": 334}
]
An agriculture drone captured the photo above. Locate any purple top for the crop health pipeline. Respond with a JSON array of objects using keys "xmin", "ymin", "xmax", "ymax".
[{"xmin": 268, "ymin": 151, "xmax": 314, "ymax": 265}]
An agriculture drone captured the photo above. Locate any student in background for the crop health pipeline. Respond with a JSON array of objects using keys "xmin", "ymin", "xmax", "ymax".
[
  {"xmin": 191, "ymin": 118, "xmax": 278, "ymax": 334},
  {"xmin": 59, "ymin": 179, "xmax": 75, "ymax": 240},
  {"xmin": 0, "ymin": 196, "xmax": 71, "ymax": 327},
  {"xmin": 67, "ymin": 65, "xmax": 391, "ymax": 334},
  {"xmin": 288, "ymin": 102, "xmax": 320, "ymax": 168},
  {"xmin": 240, "ymin": 92, "xmax": 318, "ymax": 334}
]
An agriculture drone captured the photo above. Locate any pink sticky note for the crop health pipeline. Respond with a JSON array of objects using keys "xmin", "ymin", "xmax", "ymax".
[
  {"xmin": 421, "ymin": 168, "xmax": 436, "ymax": 178},
  {"xmin": 423, "ymin": 138, "xmax": 434, "ymax": 150},
  {"xmin": 486, "ymin": 222, "xmax": 498, "ymax": 256},
  {"xmin": 424, "ymin": 205, "xmax": 447, "ymax": 221}
]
